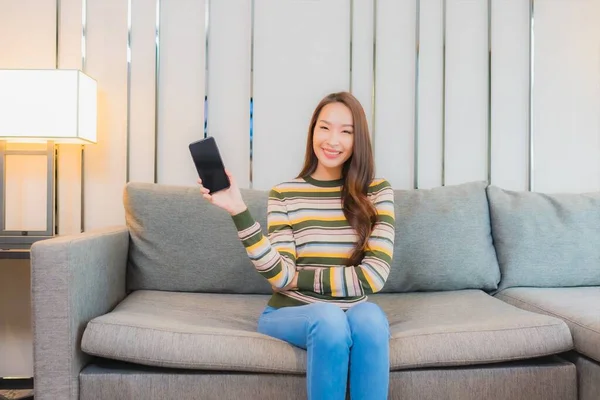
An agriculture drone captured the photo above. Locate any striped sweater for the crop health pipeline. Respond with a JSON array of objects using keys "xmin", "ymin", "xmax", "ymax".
[{"xmin": 231, "ymin": 175, "xmax": 395, "ymax": 309}]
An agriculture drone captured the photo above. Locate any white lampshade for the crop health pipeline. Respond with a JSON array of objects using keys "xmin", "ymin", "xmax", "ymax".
[{"xmin": 0, "ymin": 69, "xmax": 97, "ymax": 144}]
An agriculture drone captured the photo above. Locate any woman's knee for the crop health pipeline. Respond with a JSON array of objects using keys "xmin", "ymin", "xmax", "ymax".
[
  {"xmin": 346, "ymin": 302, "xmax": 389, "ymax": 341},
  {"xmin": 307, "ymin": 303, "xmax": 351, "ymax": 347}
]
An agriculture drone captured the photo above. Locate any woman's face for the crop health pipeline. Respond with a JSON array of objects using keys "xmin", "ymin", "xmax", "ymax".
[{"xmin": 312, "ymin": 102, "xmax": 354, "ymax": 178}]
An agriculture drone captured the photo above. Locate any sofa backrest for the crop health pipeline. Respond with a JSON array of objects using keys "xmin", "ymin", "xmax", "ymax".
[
  {"xmin": 124, "ymin": 181, "xmax": 502, "ymax": 294},
  {"xmin": 487, "ymin": 186, "xmax": 600, "ymax": 291}
]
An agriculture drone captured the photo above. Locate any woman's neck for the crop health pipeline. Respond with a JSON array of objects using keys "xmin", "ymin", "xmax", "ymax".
[{"xmin": 311, "ymin": 166, "xmax": 342, "ymax": 181}]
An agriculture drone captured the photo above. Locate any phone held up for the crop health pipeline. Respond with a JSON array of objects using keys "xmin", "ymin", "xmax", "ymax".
[{"xmin": 189, "ymin": 136, "xmax": 230, "ymax": 194}]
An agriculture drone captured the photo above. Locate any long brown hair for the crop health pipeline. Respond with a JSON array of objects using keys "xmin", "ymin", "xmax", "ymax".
[{"xmin": 297, "ymin": 92, "xmax": 377, "ymax": 266}]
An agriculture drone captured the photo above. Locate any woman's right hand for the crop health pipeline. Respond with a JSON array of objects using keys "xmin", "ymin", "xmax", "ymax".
[{"xmin": 198, "ymin": 169, "xmax": 247, "ymax": 216}]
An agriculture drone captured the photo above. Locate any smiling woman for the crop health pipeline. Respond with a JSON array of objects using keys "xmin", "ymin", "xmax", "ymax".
[{"xmin": 197, "ymin": 91, "xmax": 395, "ymax": 400}]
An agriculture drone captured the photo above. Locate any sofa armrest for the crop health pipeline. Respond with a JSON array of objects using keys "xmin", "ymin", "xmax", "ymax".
[{"xmin": 31, "ymin": 226, "xmax": 129, "ymax": 400}]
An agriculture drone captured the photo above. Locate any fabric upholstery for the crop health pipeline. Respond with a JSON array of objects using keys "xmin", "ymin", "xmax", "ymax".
[
  {"xmin": 487, "ymin": 185, "xmax": 600, "ymax": 290},
  {"xmin": 30, "ymin": 226, "xmax": 129, "ymax": 400},
  {"xmin": 79, "ymin": 357, "xmax": 576, "ymax": 400},
  {"xmin": 377, "ymin": 290, "xmax": 572, "ymax": 369},
  {"xmin": 382, "ymin": 181, "xmax": 501, "ymax": 293},
  {"xmin": 124, "ymin": 182, "xmax": 273, "ymax": 294},
  {"xmin": 496, "ymin": 287, "xmax": 600, "ymax": 362},
  {"xmin": 81, "ymin": 290, "xmax": 572, "ymax": 373},
  {"xmin": 562, "ymin": 352, "xmax": 600, "ymax": 400}
]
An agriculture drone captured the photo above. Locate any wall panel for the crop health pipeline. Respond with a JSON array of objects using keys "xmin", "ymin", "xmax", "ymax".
[
  {"xmin": 0, "ymin": 0, "xmax": 55, "ymax": 377},
  {"xmin": 351, "ymin": 0, "xmax": 375, "ymax": 134},
  {"xmin": 444, "ymin": 0, "xmax": 489, "ymax": 186},
  {"xmin": 533, "ymin": 0, "xmax": 600, "ymax": 193},
  {"xmin": 156, "ymin": 0, "xmax": 206, "ymax": 186},
  {"xmin": 416, "ymin": 0, "xmax": 444, "ymax": 189},
  {"xmin": 57, "ymin": 0, "xmax": 84, "ymax": 235},
  {"xmin": 0, "ymin": 0, "xmax": 56, "ymax": 69},
  {"xmin": 84, "ymin": 0, "xmax": 128, "ymax": 229},
  {"xmin": 128, "ymin": 0, "xmax": 158, "ymax": 183},
  {"xmin": 490, "ymin": 0, "xmax": 530, "ymax": 191},
  {"xmin": 207, "ymin": 0, "xmax": 252, "ymax": 189},
  {"xmin": 252, "ymin": 0, "xmax": 350, "ymax": 190},
  {"xmin": 374, "ymin": 0, "xmax": 416, "ymax": 189}
]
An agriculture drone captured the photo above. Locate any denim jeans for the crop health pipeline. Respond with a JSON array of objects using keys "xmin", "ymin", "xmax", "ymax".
[{"xmin": 257, "ymin": 301, "xmax": 390, "ymax": 400}]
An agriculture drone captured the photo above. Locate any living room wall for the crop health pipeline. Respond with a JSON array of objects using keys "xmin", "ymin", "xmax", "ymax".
[{"xmin": 0, "ymin": 0, "xmax": 599, "ymax": 376}]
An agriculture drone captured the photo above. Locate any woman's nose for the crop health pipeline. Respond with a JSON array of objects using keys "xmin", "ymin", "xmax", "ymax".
[{"xmin": 327, "ymin": 131, "xmax": 340, "ymax": 145}]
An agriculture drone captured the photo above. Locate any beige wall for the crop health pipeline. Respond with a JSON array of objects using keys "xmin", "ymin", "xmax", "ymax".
[
  {"xmin": 0, "ymin": 260, "xmax": 32, "ymax": 376},
  {"xmin": 0, "ymin": 0, "xmax": 599, "ymax": 376}
]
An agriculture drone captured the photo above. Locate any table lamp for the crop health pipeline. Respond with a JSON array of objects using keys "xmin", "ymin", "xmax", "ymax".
[{"xmin": 0, "ymin": 69, "xmax": 97, "ymax": 250}]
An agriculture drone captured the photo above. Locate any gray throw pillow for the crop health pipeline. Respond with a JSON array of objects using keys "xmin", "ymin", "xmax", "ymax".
[
  {"xmin": 382, "ymin": 181, "xmax": 501, "ymax": 293},
  {"xmin": 125, "ymin": 182, "xmax": 272, "ymax": 294},
  {"xmin": 487, "ymin": 185, "xmax": 600, "ymax": 290}
]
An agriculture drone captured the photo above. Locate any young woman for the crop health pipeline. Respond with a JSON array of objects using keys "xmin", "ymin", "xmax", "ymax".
[{"xmin": 198, "ymin": 92, "xmax": 395, "ymax": 400}]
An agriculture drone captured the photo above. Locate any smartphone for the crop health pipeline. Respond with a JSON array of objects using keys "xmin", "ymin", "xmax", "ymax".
[{"xmin": 189, "ymin": 136, "xmax": 230, "ymax": 194}]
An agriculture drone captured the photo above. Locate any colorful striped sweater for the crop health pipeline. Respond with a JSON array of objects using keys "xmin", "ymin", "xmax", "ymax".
[{"xmin": 231, "ymin": 175, "xmax": 395, "ymax": 309}]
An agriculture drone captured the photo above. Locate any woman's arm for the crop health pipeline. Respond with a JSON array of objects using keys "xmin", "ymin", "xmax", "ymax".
[
  {"xmin": 296, "ymin": 182, "xmax": 395, "ymax": 297},
  {"xmin": 231, "ymin": 187, "xmax": 297, "ymax": 289},
  {"xmin": 198, "ymin": 171, "xmax": 297, "ymax": 289}
]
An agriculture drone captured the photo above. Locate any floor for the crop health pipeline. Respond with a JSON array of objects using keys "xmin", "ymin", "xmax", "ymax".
[{"xmin": 0, "ymin": 390, "xmax": 33, "ymax": 400}]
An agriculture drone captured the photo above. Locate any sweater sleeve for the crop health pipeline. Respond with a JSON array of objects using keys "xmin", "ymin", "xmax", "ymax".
[
  {"xmin": 231, "ymin": 187, "xmax": 297, "ymax": 289},
  {"xmin": 296, "ymin": 181, "xmax": 395, "ymax": 297}
]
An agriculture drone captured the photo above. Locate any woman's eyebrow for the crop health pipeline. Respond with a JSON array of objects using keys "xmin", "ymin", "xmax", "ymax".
[{"xmin": 319, "ymin": 119, "xmax": 354, "ymax": 128}]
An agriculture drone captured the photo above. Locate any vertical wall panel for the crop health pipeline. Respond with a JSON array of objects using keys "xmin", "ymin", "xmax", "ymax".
[
  {"xmin": 0, "ymin": 0, "xmax": 56, "ymax": 69},
  {"xmin": 0, "ymin": 0, "xmax": 55, "ymax": 378},
  {"xmin": 444, "ymin": 0, "xmax": 489, "ymax": 186},
  {"xmin": 417, "ymin": 0, "xmax": 444, "ymax": 189},
  {"xmin": 128, "ymin": 0, "xmax": 157, "ymax": 183},
  {"xmin": 208, "ymin": 0, "xmax": 252, "ymax": 189},
  {"xmin": 57, "ymin": 0, "xmax": 84, "ymax": 235},
  {"xmin": 490, "ymin": 0, "xmax": 530, "ymax": 191},
  {"xmin": 374, "ymin": 0, "xmax": 416, "ymax": 189},
  {"xmin": 351, "ymin": 0, "xmax": 375, "ymax": 133},
  {"xmin": 157, "ymin": 0, "xmax": 206, "ymax": 186},
  {"xmin": 533, "ymin": 0, "xmax": 600, "ymax": 193},
  {"xmin": 84, "ymin": 0, "xmax": 128, "ymax": 229},
  {"xmin": 252, "ymin": 0, "xmax": 350, "ymax": 190}
]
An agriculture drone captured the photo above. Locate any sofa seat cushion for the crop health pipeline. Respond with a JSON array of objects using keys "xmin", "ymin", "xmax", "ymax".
[
  {"xmin": 81, "ymin": 290, "xmax": 573, "ymax": 373},
  {"xmin": 376, "ymin": 290, "xmax": 573, "ymax": 369},
  {"xmin": 81, "ymin": 291, "xmax": 304, "ymax": 373},
  {"xmin": 496, "ymin": 287, "xmax": 600, "ymax": 362}
]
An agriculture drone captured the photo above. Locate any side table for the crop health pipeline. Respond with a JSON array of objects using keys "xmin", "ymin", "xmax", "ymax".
[{"xmin": 0, "ymin": 249, "xmax": 34, "ymax": 400}]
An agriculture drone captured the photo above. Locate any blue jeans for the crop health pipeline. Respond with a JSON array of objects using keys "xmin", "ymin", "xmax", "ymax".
[{"xmin": 257, "ymin": 302, "xmax": 390, "ymax": 400}]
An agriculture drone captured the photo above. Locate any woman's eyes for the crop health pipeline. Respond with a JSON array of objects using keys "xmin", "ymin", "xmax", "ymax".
[{"xmin": 319, "ymin": 126, "xmax": 352, "ymax": 134}]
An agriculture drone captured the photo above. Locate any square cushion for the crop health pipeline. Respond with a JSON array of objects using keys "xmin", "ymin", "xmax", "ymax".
[
  {"xmin": 124, "ymin": 183, "xmax": 272, "ymax": 294},
  {"xmin": 81, "ymin": 290, "xmax": 572, "ymax": 373},
  {"xmin": 382, "ymin": 181, "xmax": 501, "ymax": 293},
  {"xmin": 496, "ymin": 287, "xmax": 600, "ymax": 362},
  {"xmin": 487, "ymin": 186, "xmax": 600, "ymax": 290}
]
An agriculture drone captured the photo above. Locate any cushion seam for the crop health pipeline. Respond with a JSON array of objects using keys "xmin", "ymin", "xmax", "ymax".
[
  {"xmin": 85, "ymin": 320, "xmax": 283, "ymax": 343},
  {"xmin": 389, "ymin": 322, "xmax": 566, "ymax": 340},
  {"xmin": 391, "ymin": 348, "xmax": 570, "ymax": 370},
  {"xmin": 82, "ymin": 349, "xmax": 303, "ymax": 374}
]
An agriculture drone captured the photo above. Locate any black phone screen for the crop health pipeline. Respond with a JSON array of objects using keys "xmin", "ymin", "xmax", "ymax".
[{"xmin": 189, "ymin": 137, "xmax": 230, "ymax": 194}]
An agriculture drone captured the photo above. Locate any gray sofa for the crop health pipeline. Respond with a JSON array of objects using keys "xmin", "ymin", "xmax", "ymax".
[{"xmin": 30, "ymin": 181, "xmax": 600, "ymax": 400}]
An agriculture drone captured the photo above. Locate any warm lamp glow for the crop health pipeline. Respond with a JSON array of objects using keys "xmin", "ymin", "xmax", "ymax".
[{"xmin": 0, "ymin": 69, "xmax": 97, "ymax": 144}]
